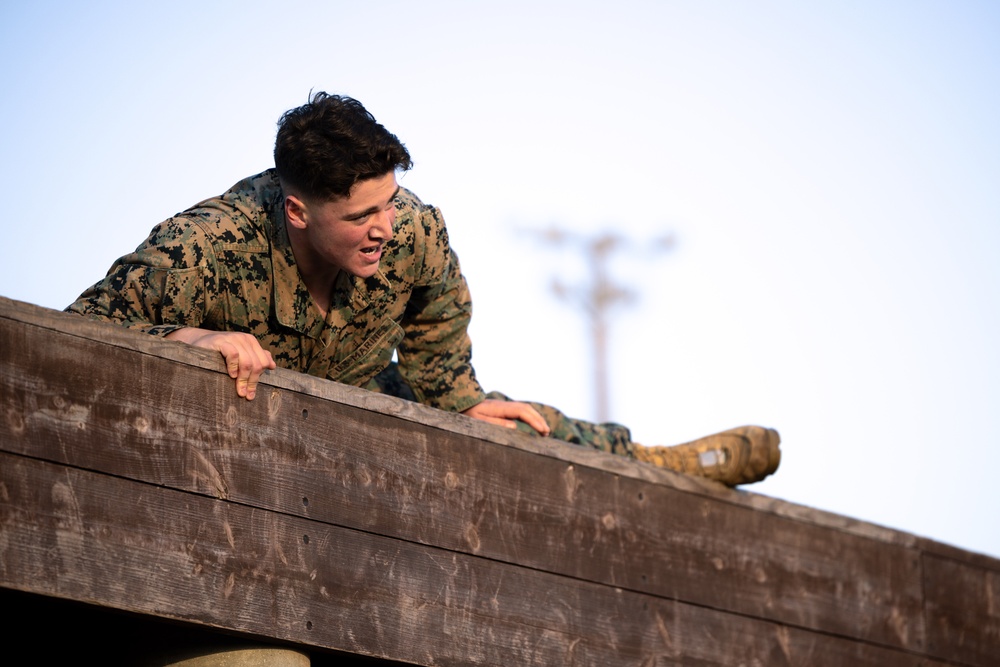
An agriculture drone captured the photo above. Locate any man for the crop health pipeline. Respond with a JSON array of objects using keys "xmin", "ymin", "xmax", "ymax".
[{"xmin": 67, "ymin": 92, "xmax": 780, "ymax": 486}]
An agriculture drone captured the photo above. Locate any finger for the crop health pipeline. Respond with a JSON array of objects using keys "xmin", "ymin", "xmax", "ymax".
[
  {"xmin": 249, "ymin": 347, "xmax": 277, "ymax": 399},
  {"xmin": 239, "ymin": 345, "xmax": 271, "ymax": 401},
  {"xmin": 519, "ymin": 406, "xmax": 551, "ymax": 436},
  {"xmin": 224, "ymin": 350, "xmax": 242, "ymax": 380},
  {"xmin": 217, "ymin": 335, "xmax": 272, "ymax": 400},
  {"xmin": 215, "ymin": 340, "xmax": 254, "ymax": 399},
  {"xmin": 234, "ymin": 352, "xmax": 255, "ymax": 398},
  {"xmin": 497, "ymin": 402, "xmax": 549, "ymax": 436},
  {"xmin": 469, "ymin": 413, "xmax": 518, "ymax": 429}
]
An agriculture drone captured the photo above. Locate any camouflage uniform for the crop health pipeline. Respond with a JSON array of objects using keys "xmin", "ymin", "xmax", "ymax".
[{"xmin": 67, "ymin": 169, "xmax": 635, "ymax": 455}]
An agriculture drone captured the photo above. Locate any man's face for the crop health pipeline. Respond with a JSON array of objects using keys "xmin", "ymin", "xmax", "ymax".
[{"xmin": 297, "ymin": 172, "xmax": 399, "ymax": 279}]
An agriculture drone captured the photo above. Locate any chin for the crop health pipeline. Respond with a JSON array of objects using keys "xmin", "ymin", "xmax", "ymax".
[{"xmin": 351, "ymin": 263, "xmax": 381, "ymax": 279}]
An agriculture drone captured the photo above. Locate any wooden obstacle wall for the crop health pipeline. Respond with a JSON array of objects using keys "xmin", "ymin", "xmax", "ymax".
[{"xmin": 0, "ymin": 295, "xmax": 997, "ymax": 666}]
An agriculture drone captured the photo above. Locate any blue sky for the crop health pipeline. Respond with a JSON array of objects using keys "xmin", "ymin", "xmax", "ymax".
[{"xmin": 2, "ymin": 1, "xmax": 999, "ymax": 558}]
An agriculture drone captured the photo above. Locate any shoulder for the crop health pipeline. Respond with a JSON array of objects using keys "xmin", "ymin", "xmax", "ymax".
[
  {"xmin": 127, "ymin": 170, "xmax": 276, "ymax": 270},
  {"xmin": 390, "ymin": 186, "xmax": 449, "ymax": 251},
  {"xmin": 393, "ymin": 186, "xmax": 448, "ymax": 238},
  {"xmin": 383, "ymin": 186, "xmax": 458, "ymax": 286},
  {"xmin": 394, "ymin": 186, "xmax": 435, "ymax": 218},
  {"xmin": 167, "ymin": 169, "xmax": 279, "ymax": 247}
]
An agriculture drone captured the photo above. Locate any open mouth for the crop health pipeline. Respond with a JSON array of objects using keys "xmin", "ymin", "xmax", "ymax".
[{"xmin": 360, "ymin": 244, "xmax": 383, "ymax": 262}]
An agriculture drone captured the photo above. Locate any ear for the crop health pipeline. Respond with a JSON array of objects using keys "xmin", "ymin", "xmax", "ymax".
[{"xmin": 285, "ymin": 195, "xmax": 309, "ymax": 230}]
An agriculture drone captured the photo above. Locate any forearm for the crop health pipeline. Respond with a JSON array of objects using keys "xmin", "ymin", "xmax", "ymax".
[
  {"xmin": 398, "ymin": 280, "xmax": 485, "ymax": 412},
  {"xmin": 395, "ymin": 196, "xmax": 486, "ymax": 412}
]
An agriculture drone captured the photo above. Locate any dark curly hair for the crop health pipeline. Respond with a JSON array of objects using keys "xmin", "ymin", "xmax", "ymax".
[{"xmin": 274, "ymin": 92, "xmax": 412, "ymax": 200}]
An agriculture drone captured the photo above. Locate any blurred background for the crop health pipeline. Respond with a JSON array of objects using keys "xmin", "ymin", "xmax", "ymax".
[{"xmin": 2, "ymin": 1, "xmax": 998, "ymax": 557}]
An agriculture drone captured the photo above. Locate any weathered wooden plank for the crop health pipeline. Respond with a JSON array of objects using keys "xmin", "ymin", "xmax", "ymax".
[
  {"xmin": 0, "ymin": 297, "xmax": 935, "ymax": 540},
  {"xmin": 1, "ymin": 587, "xmax": 408, "ymax": 667},
  {"xmin": 923, "ymin": 551, "xmax": 1000, "ymax": 665},
  {"xmin": 0, "ymin": 302, "xmax": 927, "ymax": 653},
  {"xmin": 0, "ymin": 452, "xmax": 947, "ymax": 667},
  {"xmin": 0, "ymin": 297, "xmax": 957, "ymax": 554}
]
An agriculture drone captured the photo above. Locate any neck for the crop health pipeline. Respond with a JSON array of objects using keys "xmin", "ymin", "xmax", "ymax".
[{"xmin": 286, "ymin": 224, "xmax": 338, "ymax": 318}]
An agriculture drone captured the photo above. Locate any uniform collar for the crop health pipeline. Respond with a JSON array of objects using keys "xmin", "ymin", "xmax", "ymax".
[{"xmin": 269, "ymin": 190, "xmax": 394, "ymax": 340}]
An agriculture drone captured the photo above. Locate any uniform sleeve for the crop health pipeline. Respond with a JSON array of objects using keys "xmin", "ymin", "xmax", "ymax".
[
  {"xmin": 65, "ymin": 215, "xmax": 217, "ymax": 337},
  {"xmin": 395, "ymin": 205, "xmax": 486, "ymax": 413}
]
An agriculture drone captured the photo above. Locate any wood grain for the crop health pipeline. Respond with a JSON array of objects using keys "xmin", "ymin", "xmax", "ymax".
[
  {"xmin": 0, "ymin": 452, "xmax": 946, "ymax": 667},
  {"xmin": 2, "ymin": 303, "xmax": 923, "ymax": 650},
  {"xmin": 2, "ymin": 295, "xmax": 998, "ymax": 665}
]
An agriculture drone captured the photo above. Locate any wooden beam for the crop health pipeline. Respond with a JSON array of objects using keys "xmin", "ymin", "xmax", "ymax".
[
  {"xmin": 0, "ymin": 452, "xmax": 945, "ymax": 666},
  {"xmin": 1, "ymin": 295, "xmax": 998, "ymax": 665}
]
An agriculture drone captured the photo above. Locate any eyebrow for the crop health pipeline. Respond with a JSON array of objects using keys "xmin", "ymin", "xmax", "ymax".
[{"xmin": 344, "ymin": 186, "xmax": 400, "ymax": 221}]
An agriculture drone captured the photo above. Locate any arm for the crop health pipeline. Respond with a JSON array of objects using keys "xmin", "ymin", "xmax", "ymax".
[
  {"xmin": 67, "ymin": 215, "xmax": 213, "ymax": 334},
  {"xmin": 392, "ymin": 202, "xmax": 485, "ymax": 412},
  {"xmin": 67, "ymin": 212, "xmax": 274, "ymax": 400},
  {"xmin": 394, "ymin": 201, "xmax": 549, "ymax": 434}
]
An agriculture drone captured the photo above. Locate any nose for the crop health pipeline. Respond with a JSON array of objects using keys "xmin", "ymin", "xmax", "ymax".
[{"xmin": 370, "ymin": 207, "xmax": 394, "ymax": 241}]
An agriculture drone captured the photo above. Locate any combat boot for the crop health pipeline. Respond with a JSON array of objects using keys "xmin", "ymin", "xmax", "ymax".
[{"xmin": 633, "ymin": 426, "xmax": 780, "ymax": 486}]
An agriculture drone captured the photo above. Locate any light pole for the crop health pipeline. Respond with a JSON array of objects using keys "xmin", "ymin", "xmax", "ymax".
[{"xmin": 533, "ymin": 226, "xmax": 674, "ymax": 422}]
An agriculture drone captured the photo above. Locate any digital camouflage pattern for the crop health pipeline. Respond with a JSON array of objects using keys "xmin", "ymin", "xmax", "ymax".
[
  {"xmin": 67, "ymin": 169, "xmax": 486, "ymax": 413},
  {"xmin": 487, "ymin": 391, "xmax": 636, "ymax": 457},
  {"xmin": 375, "ymin": 364, "xmax": 637, "ymax": 455},
  {"xmin": 67, "ymin": 169, "xmax": 639, "ymax": 454}
]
